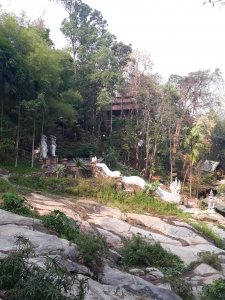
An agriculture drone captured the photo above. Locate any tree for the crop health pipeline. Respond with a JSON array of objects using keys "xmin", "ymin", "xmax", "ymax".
[
  {"xmin": 0, "ymin": 37, "xmax": 32, "ymax": 146},
  {"xmin": 168, "ymin": 69, "xmax": 223, "ymax": 180},
  {"xmin": 51, "ymin": 0, "xmax": 108, "ymax": 74},
  {"xmin": 183, "ymin": 125, "xmax": 206, "ymax": 198}
]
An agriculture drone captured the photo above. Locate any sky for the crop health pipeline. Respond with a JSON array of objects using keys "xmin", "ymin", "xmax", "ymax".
[{"xmin": 1, "ymin": 0, "xmax": 225, "ymax": 81}]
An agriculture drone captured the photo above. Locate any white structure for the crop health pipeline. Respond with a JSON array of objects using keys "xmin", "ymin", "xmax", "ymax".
[
  {"xmin": 96, "ymin": 163, "xmax": 181, "ymax": 203},
  {"xmin": 49, "ymin": 135, "xmax": 57, "ymax": 156},
  {"xmin": 208, "ymin": 190, "xmax": 215, "ymax": 211},
  {"xmin": 96, "ymin": 163, "xmax": 121, "ymax": 178},
  {"xmin": 40, "ymin": 134, "xmax": 48, "ymax": 159},
  {"xmin": 122, "ymin": 176, "xmax": 146, "ymax": 189}
]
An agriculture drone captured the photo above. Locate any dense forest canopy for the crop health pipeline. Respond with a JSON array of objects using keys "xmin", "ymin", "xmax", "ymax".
[{"xmin": 0, "ymin": 0, "xmax": 225, "ymax": 196}]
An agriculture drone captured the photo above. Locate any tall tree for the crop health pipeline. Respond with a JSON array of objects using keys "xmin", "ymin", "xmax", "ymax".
[{"xmin": 168, "ymin": 69, "xmax": 223, "ymax": 179}]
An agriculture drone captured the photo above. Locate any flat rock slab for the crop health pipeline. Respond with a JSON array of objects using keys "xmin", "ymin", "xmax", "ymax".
[
  {"xmin": 127, "ymin": 213, "xmax": 208, "ymax": 245},
  {"xmin": 0, "ymin": 223, "xmax": 78, "ymax": 259},
  {"xmin": 193, "ymin": 263, "xmax": 222, "ymax": 276},
  {"xmin": 0, "ymin": 209, "xmax": 42, "ymax": 226},
  {"xmin": 87, "ymin": 215, "xmax": 182, "ymax": 246},
  {"xmin": 102, "ymin": 266, "xmax": 182, "ymax": 300}
]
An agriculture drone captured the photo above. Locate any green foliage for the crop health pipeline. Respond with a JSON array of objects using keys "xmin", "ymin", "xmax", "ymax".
[
  {"xmin": 41, "ymin": 210, "xmax": 79, "ymax": 238},
  {"xmin": 74, "ymin": 231, "xmax": 108, "ymax": 278},
  {"xmin": 0, "ymin": 158, "xmax": 42, "ymax": 174},
  {"xmin": 144, "ymin": 181, "xmax": 160, "ymax": 194},
  {"xmin": 166, "ymin": 276, "xmax": 195, "ymax": 300},
  {"xmin": 117, "ymin": 234, "xmax": 183, "ymax": 269},
  {"xmin": 0, "ymin": 177, "xmax": 17, "ymax": 194},
  {"xmin": 201, "ymin": 279, "xmax": 225, "ymax": 300},
  {"xmin": 198, "ymin": 251, "xmax": 222, "ymax": 271},
  {"xmin": 0, "ymin": 193, "xmax": 33, "ymax": 216},
  {"xmin": 217, "ymin": 184, "xmax": 225, "ymax": 196},
  {"xmin": 40, "ymin": 209, "xmax": 108, "ymax": 278},
  {"xmin": 9, "ymin": 174, "xmax": 78, "ymax": 194},
  {"xmin": 0, "ymin": 236, "xmax": 87, "ymax": 300},
  {"xmin": 73, "ymin": 157, "xmax": 85, "ymax": 167},
  {"xmin": 188, "ymin": 221, "xmax": 225, "ymax": 250},
  {"xmin": 103, "ymin": 147, "xmax": 118, "ymax": 168}
]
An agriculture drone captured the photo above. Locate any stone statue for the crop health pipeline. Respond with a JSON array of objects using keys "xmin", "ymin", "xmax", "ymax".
[
  {"xmin": 40, "ymin": 134, "xmax": 48, "ymax": 159},
  {"xmin": 208, "ymin": 190, "xmax": 215, "ymax": 210},
  {"xmin": 170, "ymin": 177, "xmax": 181, "ymax": 195},
  {"xmin": 49, "ymin": 135, "xmax": 57, "ymax": 157}
]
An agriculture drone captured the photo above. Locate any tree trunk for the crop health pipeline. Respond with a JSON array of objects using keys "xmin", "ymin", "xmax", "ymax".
[
  {"xmin": 15, "ymin": 107, "xmax": 20, "ymax": 168},
  {"xmin": 31, "ymin": 119, "xmax": 35, "ymax": 168}
]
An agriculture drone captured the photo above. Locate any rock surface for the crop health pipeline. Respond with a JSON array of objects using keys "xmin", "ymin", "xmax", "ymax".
[{"xmin": 1, "ymin": 192, "xmax": 225, "ymax": 299}]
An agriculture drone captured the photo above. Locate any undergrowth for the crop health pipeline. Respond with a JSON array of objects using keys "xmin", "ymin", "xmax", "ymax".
[
  {"xmin": 188, "ymin": 221, "xmax": 225, "ymax": 250},
  {"xmin": 201, "ymin": 279, "xmax": 225, "ymax": 300},
  {"xmin": 198, "ymin": 251, "xmax": 222, "ymax": 271},
  {"xmin": 117, "ymin": 233, "xmax": 184, "ymax": 270},
  {"xmin": 0, "ymin": 236, "xmax": 87, "ymax": 300},
  {"xmin": 0, "ymin": 193, "xmax": 109, "ymax": 279},
  {"xmin": 0, "ymin": 158, "xmax": 41, "ymax": 174},
  {"xmin": 0, "ymin": 177, "xmax": 17, "ymax": 195}
]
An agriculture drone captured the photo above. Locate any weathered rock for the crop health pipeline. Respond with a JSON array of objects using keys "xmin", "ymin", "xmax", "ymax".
[
  {"xmin": 146, "ymin": 268, "xmax": 165, "ymax": 279},
  {"xmin": 102, "ymin": 266, "xmax": 182, "ymax": 300}
]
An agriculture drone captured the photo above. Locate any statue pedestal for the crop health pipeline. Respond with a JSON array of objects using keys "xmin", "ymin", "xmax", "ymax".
[
  {"xmin": 50, "ymin": 156, "xmax": 58, "ymax": 164},
  {"xmin": 42, "ymin": 158, "xmax": 51, "ymax": 165}
]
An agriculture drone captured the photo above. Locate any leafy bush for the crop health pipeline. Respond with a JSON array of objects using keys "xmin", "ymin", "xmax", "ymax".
[
  {"xmin": 0, "ymin": 177, "xmax": 17, "ymax": 194},
  {"xmin": 117, "ymin": 234, "xmax": 183, "ymax": 269},
  {"xmin": 104, "ymin": 147, "xmax": 118, "ymax": 168},
  {"xmin": 74, "ymin": 232, "xmax": 108, "ymax": 279},
  {"xmin": 201, "ymin": 279, "xmax": 225, "ymax": 300},
  {"xmin": 198, "ymin": 251, "xmax": 222, "ymax": 271},
  {"xmin": 41, "ymin": 210, "xmax": 79, "ymax": 239},
  {"xmin": 40, "ymin": 210, "xmax": 108, "ymax": 278},
  {"xmin": 166, "ymin": 276, "xmax": 195, "ymax": 300},
  {"xmin": 217, "ymin": 184, "xmax": 225, "ymax": 196},
  {"xmin": 0, "ymin": 236, "xmax": 87, "ymax": 300},
  {"xmin": 0, "ymin": 193, "xmax": 33, "ymax": 217}
]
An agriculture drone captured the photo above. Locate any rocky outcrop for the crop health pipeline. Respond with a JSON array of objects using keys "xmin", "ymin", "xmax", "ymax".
[{"xmin": 1, "ymin": 193, "xmax": 225, "ymax": 299}]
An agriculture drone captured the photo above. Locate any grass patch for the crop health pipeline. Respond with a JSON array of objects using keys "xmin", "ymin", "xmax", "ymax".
[
  {"xmin": 0, "ymin": 177, "xmax": 17, "ymax": 196},
  {"xmin": 198, "ymin": 251, "xmax": 222, "ymax": 271},
  {"xmin": 9, "ymin": 174, "xmax": 78, "ymax": 194},
  {"xmin": 0, "ymin": 157, "xmax": 42, "ymax": 174},
  {"xmin": 188, "ymin": 221, "xmax": 225, "ymax": 250},
  {"xmin": 116, "ymin": 233, "xmax": 183, "ymax": 270}
]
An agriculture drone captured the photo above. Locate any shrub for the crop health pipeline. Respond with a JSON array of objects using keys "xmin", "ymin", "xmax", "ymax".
[
  {"xmin": 201, "ymin": 279, "xmax": 225, "ymax": 300},
  {"xmin": 0, "ymin": 177, "xmax": 16, "ymax": 195},
  {"xmin": 40, "ymin": 210, "xmax": 108, "ymax": 279},
  {"xmin": 41, "ymin": 210, "xmax": 79, "ymax": 238},
  {"xmin": 0, "ymin": 193, "xmax": 33, "ymax": 217},
  {"xmin": 117, "ymin": 233, "xmax": 183, "ymax": 269},
  {"xmin": 74, "ymin": 231, "xmax": 108, "ymax": 279},
  {"xmin": 198, "ymin": 251, "xmax": 222, "ymax": 271},
  {"xmin": 0, "ymin": 236, "xmax": 87, "ymax": 300},
  {"xmin": 166, "ymin": 276, "xmax": 195, "ymax": 300}
]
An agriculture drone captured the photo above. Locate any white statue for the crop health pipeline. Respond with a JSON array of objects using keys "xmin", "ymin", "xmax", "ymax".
[
  {"xmin": 208, "ymin": 190, "xmax": 215, "ymax": 210},
  {"xmin": 49, "ymin": 135, "xmax": 57, "ymax": 156},
  {"xmin": 40, "ymin": 134, "xmax": 48, "ymax": 159},
  {"xmin": 170, "ymin": 177, "xmax": 181, "ymax": 195}
]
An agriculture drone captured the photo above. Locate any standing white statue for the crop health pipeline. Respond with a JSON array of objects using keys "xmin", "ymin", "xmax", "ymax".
[
  {"xmin": 49, "ymin": 135, "xmax": 57, "ymax": 156},
  {"xmin": 40, "ymin": 134, "xmax": 48, "ymax": 159},
  {"xmin": 170, "ymin": 177, "xmax": 181, "ymax": 195},
  {"xmin": 208, "ymin": 190, "xmax": 215, "ymax": 210}
]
